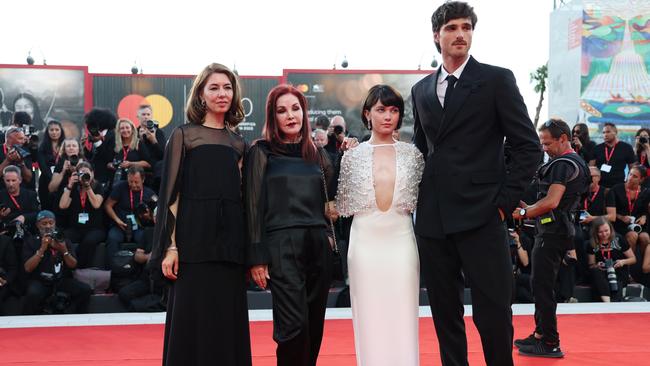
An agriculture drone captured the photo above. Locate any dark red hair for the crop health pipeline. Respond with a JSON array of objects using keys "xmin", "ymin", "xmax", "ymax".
[{"xmin": 263, "ymin": 84, "xmax": 318, "ymax": 162}]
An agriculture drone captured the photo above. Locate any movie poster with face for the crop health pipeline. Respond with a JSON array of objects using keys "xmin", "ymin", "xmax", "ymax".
[
  {"xmin": 0, "ymin": 66, "xmax": 87, "ymax": 138},
  {"xmin": 92, "ymin": 74, "xmax": 278, "ymax": 143},
  {"xmin": 579, "ymin": 0, "xmax": 650, "ymax": 142},
  {"xmin": 284, "ymin": 71, "xmax": 430, "ymax": 141}
]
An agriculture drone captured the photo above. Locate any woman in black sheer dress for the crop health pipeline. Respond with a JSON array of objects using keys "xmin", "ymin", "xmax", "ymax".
[
  {"xmin": 245, "ymin": 85, "xmax": 336, "ymax": 366},
  {"xmin": 150, "ymin": 63, "xmax": 251, "ymax": 366}
]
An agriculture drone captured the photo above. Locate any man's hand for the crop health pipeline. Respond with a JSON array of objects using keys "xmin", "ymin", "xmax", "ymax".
[
  {"xmin": 0, "ymin": 277, "xmax": 7, "ymax": 286},
  {"xmin": 0, "ymin": 207, "xmax": 11, "ymax": 218},
  {"xmin": 115, "ymin": 219, "xmax": 128, "ymax": 231},
  {"xmin": 119, "ymin": 161, "xmax": 131, "ymax": 169},
  {"xmin": 7, "ymin": 149, "xmax": 22, "ymax": 163},
  {"xmin": 50, "ymin": 239, "xmax": 67, "ymax": 254}
]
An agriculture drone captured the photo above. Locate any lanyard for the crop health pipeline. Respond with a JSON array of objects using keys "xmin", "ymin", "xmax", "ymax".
[
  {"xmin": 122, "ymin": 146, "xmax": 129, "ymax": 161},
  {"xmin": 130, "ymin": 189, "xmax": 144, "ymax": 212},
  {"xmin": 604, "ymin": 142, "xmax": 617, "ymax": 164},
  {"xmin": 626, "ymin": 187, "xmax": 640, "ymax": 213},
  {"xmin": 600, "ymin": 243, "xmax": 612, "ymax": 260},
  {"xmin": 561, "ymin": 149, "xmax": 574, "ymax": 156},
  {"xmin": 584, "ymin": 186, "xmax": 600, "ymax": 210},
  {"xmin": 8, "ymin": 194, "xmax": 20, "ymax": 210},
  {"xmin": 2, "ymin": 144, "xmax": 7, "ymax": 156},
  {"xmin": 80, "ymin": 191, "xmax": 88, "ymax": 211}
]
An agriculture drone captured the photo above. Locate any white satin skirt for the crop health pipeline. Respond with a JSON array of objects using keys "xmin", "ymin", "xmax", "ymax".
[{"xmin": 348, "ymin": 208, "xmax": 420, "ymax": 366}]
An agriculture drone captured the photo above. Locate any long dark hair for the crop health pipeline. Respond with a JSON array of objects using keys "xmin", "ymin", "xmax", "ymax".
[
  {"xmin": 12, "ymin": 92, "xmax": 44, "ymax": 130},
  {"xmin": 572, "ymin": 123, "xmax": 590, "ymax": 146},
  {"xmin": 263, "ymin": 84, "xmax": 318, "ymax": 163},
  {"xmin": 39, "ymin": 120, "xmax": 66, "ymax": 157},
  {"xmin": 186, "ymin": 63, "xmax": 244, "ymax": 127}
]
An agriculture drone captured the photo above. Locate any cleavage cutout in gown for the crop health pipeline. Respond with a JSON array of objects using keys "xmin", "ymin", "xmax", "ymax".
[{"xmin": 372, "ymin": 145, "xmax": 396, "ymax": 212}]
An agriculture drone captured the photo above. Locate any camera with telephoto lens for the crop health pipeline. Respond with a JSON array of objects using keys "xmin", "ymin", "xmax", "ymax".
[
  {"xmin": 44, "ymin": 229, "xmax": 65, "ymax": 242},
  {"xmin": 627, "ymin": 216, "xmax": 642, "ymax": 233},
  {"xmin": 68, "ymin": 154, "xmax": 80, "ymax": 168},
  {"xmin": 604, "ymin": 258, "xmax": 618, "ymax": 292},
  {"xmin": 641, "ymin": 137, "xmax": 649, "ymax": 144},
  {"xmin": 11, "ymin": 144, "xmax": 30, "ymax": 159},
  {"xmin": 0, "ymin": 220, "xmax": 26, "ymax": 242},
  {"xmin": 112, "ymin": 158, "xmax": 124, "ymax": 184},
  {"xmin": 78, "ymin": 171, "xmax": 91, "ymax": 184},
  {"xmin": 136, "ymin": 195, "xmax": 158, "ymax": 226},
  {"xmin": 145, "ymin": 120, "xmax": 158, "ymax": 132}
]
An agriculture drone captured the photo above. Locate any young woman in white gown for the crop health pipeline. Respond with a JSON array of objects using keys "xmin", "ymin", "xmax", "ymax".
[{"xmin": 336, "ymin": 85, "xmax": 424, "ymax": 366}]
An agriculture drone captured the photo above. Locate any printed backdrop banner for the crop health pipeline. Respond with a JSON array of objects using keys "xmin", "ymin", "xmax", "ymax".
[
  {"xmin": 0, "ymin": 65, "xmax": 87, "ymax": 138},
  {"xmin": 284, "ymin": 71, "xmax": 430, "ymax": 141}
]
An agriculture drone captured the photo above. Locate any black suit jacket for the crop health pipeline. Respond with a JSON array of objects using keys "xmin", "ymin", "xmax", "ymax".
[{"xmin": 412, "ymin": 56, "xmax": 541, "ymax": 239}]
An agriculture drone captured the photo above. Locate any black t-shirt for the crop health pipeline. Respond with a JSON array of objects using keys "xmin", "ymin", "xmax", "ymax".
[
  {"xmin": 0, "ymin": 189, "xmax": 40, "ymax": 228},
  {"xmin": 22, "ymin": 234, "xmax": 74, "ymax": 281},
  {"xmin": 593, "ymin": 141, "xmax": 636, "ymax": 188},
  {"xmin": 576, "ymin": 140, "xmax": 596, "ymax": 164},
  {"xmin": 607, "ymin": 183, "xmax": 650, "ymax": 234},
  {"xmin": 109, "ymin": 181, "xmax": 155, "ymax": 225},
  {"xmin": 584, "ymin": 186, "xmax": 614, "ymax": 217},
  {"xmin": 589, "ymin": 234, "xmax": 631, "ymax": 279},
  {"xmin": 61, "ymin": 183, "xmax": 106, "ymax": 230},
  {"xmin": 111, "ymin": 145, "xmax": 151, "ymax": 182}
]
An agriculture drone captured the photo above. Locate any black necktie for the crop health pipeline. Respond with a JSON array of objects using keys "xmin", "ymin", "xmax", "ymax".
[{"xmin": 444, "ymin": 75, "xmax": 457, "ymax": 109}]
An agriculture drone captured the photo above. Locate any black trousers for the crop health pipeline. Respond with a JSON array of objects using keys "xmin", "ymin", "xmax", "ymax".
[
  {"xmin": 531, "ymin": 235, "xmax": 571, "ymax": 344},
  {"xmin": 418, "ymin": 215, "xmax": 513, "ymax": 366},
  {"xmin": 267, "ymin": 227, "xmax": 332, "ymax": 366},
  {"xmin": 65, "ymin": 227, "xmax": 106, "ymax": 269},
  {"xmin": 22, "ymin": 278, "xmax": 92, "ymax": 315}
]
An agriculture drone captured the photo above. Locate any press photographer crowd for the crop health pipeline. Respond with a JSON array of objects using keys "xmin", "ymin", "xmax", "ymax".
[{"xmin": 0, "ymin": 104, "xmax": 649, "ymax": 316}]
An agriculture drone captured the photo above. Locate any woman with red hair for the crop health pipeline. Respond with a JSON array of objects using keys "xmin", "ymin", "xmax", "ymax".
[{"xmin": 245, "ymin": 84, "xmax": 336, "ymax": 366}]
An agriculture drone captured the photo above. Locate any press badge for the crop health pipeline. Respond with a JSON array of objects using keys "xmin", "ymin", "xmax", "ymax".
[
  {"xmin": 126, "ymin": 214, "xmax": 138, "ymax": 230},
  {"xmin": 78, "ymin": 213, "xmax": 89, "ymax": 224},
  {"xmin": 600, "ymin": 164, "xmax": 612, "ymax": 173},
  {"xmin": 540, "ymin": 211, "xmax": 556, "ymax": 225}
]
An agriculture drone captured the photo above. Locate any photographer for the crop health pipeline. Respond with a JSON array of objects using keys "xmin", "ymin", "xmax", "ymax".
[
  {"xmin": 512, "ymin": 119, "xmax": 589, "ymax": 358},
  {"xmin": 589, "ymin": 123, "xmax": 636, "ymax": 189},
  {"xmin": 575, "ymin": 167, "xmax": 616, "ymax": 283},
  {"xmin": 0, "ymin": 127, "xmax": 33, "ymax": 185},
  {"xmin": 587, "ymin": 217, "xmax": 636, "ymax": 302},
  {"xmin": 48, "ymin": 139, "xmax": 87, "ymax": 229},
  {"xmin": 509, "ymin": 227, "xmax": 533, "ymax": 303},
  {"xmin": 607, "ymin": 165, "xmax": 650, "ymax": 254},
  {"xmin": 107, "ymin": 119, "xmax": 151, "ymax": 188},
  {"xmin": 21, "ymin": 210, "xmax": 91, "ymax": 314},
  {"xmin": 136, "ymin": 105, "xmax": 165, "ymax": 191},
  {"xmin": 571, "ymin": 123, "xmax": 595, "ymax": 165},
  {"xmin": 59, "ymin": 162, "xmax": 106, "ymax": 269},
  {"xmin": 104, "ymin": 166, "xmax": 155, "ymax": 268},
  {"xmin": 0, "ymin": 165, "xmax": 39, "ymax": 234},
  {"xmin": 37, "ymin": 121, "xmax": 66, "ymax": 210},
  {"xmin": 0, "ymin": 235, "xmax": 17, "ymax": 314},
  {"xmin": 82, "ymin": 108, "xmax": 117, "ymax": 186},
  {"xmin": 634, "ymin": 128, "xmax": 650, "ymax": 186}
]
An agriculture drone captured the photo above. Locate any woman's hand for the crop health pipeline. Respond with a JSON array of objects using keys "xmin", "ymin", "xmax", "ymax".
[
  {"xmin": 340, "ymin": 137, "xmax": 359, "ymax": 151},
  {"xmin": 325, "ymin": 201, "xmax": 338, "ymax": 221},
  {"xmin": 636, "ymin": 215, "xmax": 646, "ymax": 226},
  {"xmin": 162, "ymin": 249, "xmax": 179, "ymax": 280},
  {"xmin": 250, "ymin": 264, "xmax": 270, "ymax": 289}
]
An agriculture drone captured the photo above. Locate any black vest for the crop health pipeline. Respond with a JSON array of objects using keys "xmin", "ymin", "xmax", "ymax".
[{"xmin": 536, "ymin": 152, "xmax": 589, "ymax": 237}]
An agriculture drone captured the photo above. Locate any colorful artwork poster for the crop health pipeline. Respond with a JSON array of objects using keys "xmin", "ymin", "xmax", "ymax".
[
  {"xmin": 284, "ymin": 71, "xmax": 430, "ymax": 141},
  {"xmin": 0, "ymin": 66, "xmax": 87, "ymax": 138},
  {"xmin": 580, "ymin": 1, "xmax": 650, "ymax": 141}
]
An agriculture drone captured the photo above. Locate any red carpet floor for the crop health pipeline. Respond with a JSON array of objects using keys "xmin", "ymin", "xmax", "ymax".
[{"xmin": 1, "ymin": 313, "xmax": 648, "ymax": 365}]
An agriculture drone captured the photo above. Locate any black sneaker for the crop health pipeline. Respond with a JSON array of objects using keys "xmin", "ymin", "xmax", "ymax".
[
  {"xmin": 518, "ymin": 339, "xmax": 564, "ymax": 358},
  {"xmin": 513, "ymin": 333, "xmax": 537, "ymax": 349}
]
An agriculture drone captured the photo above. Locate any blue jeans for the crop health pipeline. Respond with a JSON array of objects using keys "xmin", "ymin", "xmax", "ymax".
[{"xmin": 105, "ymin": 226, "xmax": 145, "ymax": 269}]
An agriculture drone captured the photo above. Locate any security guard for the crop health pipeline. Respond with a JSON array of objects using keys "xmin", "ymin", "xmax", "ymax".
[{"xmin": 511, "ymin": 119, "xmax": 589, "ymax": 358}]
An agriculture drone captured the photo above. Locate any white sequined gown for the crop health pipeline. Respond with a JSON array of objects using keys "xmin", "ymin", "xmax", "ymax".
[{"xmin": 336, "ymin": 141, "xmax": 424, "ymax": 366}]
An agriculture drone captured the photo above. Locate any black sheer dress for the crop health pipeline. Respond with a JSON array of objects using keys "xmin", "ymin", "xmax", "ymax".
[
  {"xmin": 150, "ymin": 123, "xmax": 251, "ymax": 366},
  {"xmin": 244, "ymin": 141, "xmax": 335, "ymax": 366}
]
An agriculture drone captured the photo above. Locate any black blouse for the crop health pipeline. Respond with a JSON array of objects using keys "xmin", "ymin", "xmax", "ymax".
[
  {"xmin": 150, "ymin": 124, "xmax": 247, "ymax": 268},
  {"xmin": 244, "ymin": 141, "xmax": 335, "ymax": 265}
]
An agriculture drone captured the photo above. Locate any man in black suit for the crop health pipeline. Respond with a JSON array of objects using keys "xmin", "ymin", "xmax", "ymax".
[{"xmin": 411, "ymin": 2, "xmax": 541, "ymax": 365}]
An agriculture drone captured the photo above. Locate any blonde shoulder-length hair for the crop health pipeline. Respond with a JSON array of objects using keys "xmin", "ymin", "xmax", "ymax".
[
  {"xmin": 186, "ymin": 63, "xmax": 244, "ymax": 127},
  {"xmin": 114, "ymin": 118, "xmax": 139, "ymax": 153}
]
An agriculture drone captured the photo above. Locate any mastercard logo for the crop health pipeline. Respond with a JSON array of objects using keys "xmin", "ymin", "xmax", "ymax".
[{"xmin": 117, "ymin": 94, "xmax": 173, "ymax": 128}]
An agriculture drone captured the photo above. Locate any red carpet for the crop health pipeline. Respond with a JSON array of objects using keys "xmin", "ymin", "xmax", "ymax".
[{"xmin": 1, "ymin": 313, "xmax": 648, "ymax": 365}]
